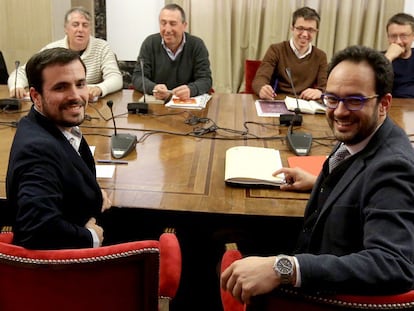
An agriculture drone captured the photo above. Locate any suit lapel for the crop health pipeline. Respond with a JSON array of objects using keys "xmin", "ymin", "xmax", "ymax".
[{"xmin": 314, "ymin": 118, "xmax": 393, "ymax": 225}]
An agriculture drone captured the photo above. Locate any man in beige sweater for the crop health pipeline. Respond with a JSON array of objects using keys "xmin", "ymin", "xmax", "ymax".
[
  {"xmin": 8, "ymin": 7, "xmax": 122, "ymax": 102},
  {"xmin": 253, "ymin": 7, "xmax": 327, "ymax": 101}
]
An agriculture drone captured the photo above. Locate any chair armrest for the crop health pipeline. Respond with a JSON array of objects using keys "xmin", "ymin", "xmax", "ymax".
[
  {"xmin": 159, "ymin": 230, "xmax": 182, "ymax": 300},
  {"xmin": 220, "ymin": 243, "xmax": 245, "ymax": 311}
]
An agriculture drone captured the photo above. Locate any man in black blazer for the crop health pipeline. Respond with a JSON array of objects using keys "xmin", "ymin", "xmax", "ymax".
[
  {"xmin": 6, "ymin": 47, "xmax": 111, "ymax": 250},
  {"xmin": 221, "ymin": 46, "xmax": 414, "ymax": 301}
]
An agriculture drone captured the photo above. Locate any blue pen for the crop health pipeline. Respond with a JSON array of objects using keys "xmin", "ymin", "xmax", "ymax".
[{"xmin": 272, "ymin": 79, "xmax": 278, "ymax": 98}]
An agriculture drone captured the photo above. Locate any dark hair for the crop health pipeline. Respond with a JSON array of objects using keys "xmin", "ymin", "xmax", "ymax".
[
  {"xmin": 386, "ymin": 12, "xmax": 414, "ymax": 33},
  {"xmin": 64, "ymin": 7, "xmax": 91, "ymax": 26},
  {"xmin": 327, "ymin": 46, "xmax": 393, "ymax": 99},
  {"xmin": 161, "ymin": 3, "xmax": 186, "ymax": 23},
  {"xmin": 292, "ymin": 7, "xmax": 320, "ymax": 29},
  {"xmin": 26, "ymin": 47, "xmax": 86, "ymax": 94}
]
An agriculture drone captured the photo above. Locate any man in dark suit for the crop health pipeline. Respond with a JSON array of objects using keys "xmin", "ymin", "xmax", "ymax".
[
  {"xmin": 6, "ymin": 47, "xmax": 111, "ymax": 250},
  {"xmin": 221, "ymin": 46, "xmax": 414, "ymax": 302}
]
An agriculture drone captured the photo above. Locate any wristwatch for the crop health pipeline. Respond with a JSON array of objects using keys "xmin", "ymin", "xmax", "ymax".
[{"xmin": 273, "ymin": 255, "xmax": 294, "ymax": 285}]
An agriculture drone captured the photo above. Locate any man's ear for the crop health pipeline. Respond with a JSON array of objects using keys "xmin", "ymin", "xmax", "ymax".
[
  {"xmin": 379, "ymin": 93, "xmax": 392, "ymax": 115},
  {"xmin": 30, "ymin": 87, "xmax": 42, "ymax": 110}
]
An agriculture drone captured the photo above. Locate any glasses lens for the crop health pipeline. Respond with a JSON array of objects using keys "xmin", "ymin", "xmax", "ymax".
[
  {"xmin": 295, "ymin": 26, "xmax": 317, "ymax": 34},
  {"xmin": 343, "ymin": 97, "xmax": 363, "ymax": 110},
  {"xmin": 322, "ymin": 95, "xmax": 338, "ymax": 108}
]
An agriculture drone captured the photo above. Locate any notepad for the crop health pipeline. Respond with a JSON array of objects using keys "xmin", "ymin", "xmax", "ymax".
[
  {"xmin": 255, "ymin": 99, "xmax": 293, "ymax": 117},
  {"xmin": 225, "ymin": 146, "xmax": 285, "ymax": 187},
  {"xmin": 284, "ymin": 96, "xmax": 326, "ymax": 114}
]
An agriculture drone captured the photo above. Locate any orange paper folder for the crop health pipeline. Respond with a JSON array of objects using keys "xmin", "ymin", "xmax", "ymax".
[{"xmin": 287, "ymin": 155, "xmax": 327, "ymax": 176}]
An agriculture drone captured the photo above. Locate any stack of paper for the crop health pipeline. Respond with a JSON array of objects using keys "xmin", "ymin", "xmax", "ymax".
[{"xmin": 165, "ymin": 94, "xmax": 212, "ymax": 110}]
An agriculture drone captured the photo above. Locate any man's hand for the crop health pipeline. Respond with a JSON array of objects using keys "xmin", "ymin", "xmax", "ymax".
[
  {"xmin": 85, "ymin": 217, "xmax": 104, "ymax": 246},
  {"xmin": 221, "ymin": 256, "xmax": 279, "ymax": 304},
  {"xmin": 172, "ymin": 85, "xmax": 191, "ymax": 100},
  {"xmin": 274, "ymin": 167, "xmax": 317, "ymax": 191},
  {"xmin": 385, "ymin": 43, "xmax": 405, "ymax": 61},
  {"xmin": 88, "ymin": 86, "xmax": 102, "ymax": 102},
  {"xmin": 259, "ymin": 84, "xmax": 276, "ymax": 99},
  {"xmin": 9, "ymin": 87, "xmax": 28, "ymax": 99},
  {"xmin": 299, "ymin": 88, "xmax": 322, "ymax": 100},
  {"xmin": 101, "ymin": 189, "xmax": 112, "ymax": 212},
  {"xmin": 153, "ymin": 84, "xmax": 172, "ymax": 100}
]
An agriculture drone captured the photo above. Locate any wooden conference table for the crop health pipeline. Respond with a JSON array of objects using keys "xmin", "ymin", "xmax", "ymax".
[{"xmin": 1, "ymin": 86, "xmax": 414, "ymax": 218}]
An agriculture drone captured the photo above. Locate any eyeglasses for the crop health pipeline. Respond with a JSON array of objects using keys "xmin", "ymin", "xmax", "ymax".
[
  {"xmin": 388, "ymin": 33, "xmax": 413, "ymax": 41},
  {"xmin": 321, "ymin": 94, "xmax": 379, "ymax": 111},
  {"xmin": 293, "ymin": 26, "xmax": 318, "ymax": 34}
]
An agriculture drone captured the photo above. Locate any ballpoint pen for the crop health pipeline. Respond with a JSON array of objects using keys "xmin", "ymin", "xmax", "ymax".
[
  {"xmin": 272, "ymin": 79, "xmax": 278, "ymax": 98},
  {"xmin": 97, "ymin": 159, "xmax": 128, "ymax": 165},
  {"xmin": 152, "ymin": 89, "xmax": 174, "ymax": 94}
]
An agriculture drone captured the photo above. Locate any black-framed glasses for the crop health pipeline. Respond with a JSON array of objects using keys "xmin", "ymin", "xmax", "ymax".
[
  {"xmin": 293, "ymin": 26, "xmax": 318, "ymax": 35},
  {"xmin": 321, "ymin": 94, "xmax": 379, "ymax": 111}
]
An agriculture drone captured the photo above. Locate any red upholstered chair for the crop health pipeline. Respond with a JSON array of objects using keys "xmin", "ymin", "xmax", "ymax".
[
  {"xmin": 0, "ymin": 229, "xmax": 181, "ymax": 311},
  {"xmin": 242, "ymin": 59, "xmax": 262, "ymax": 94},
  {"xmin": 220, "ymin": 244, "xmax": 414, "ymax": 310}
]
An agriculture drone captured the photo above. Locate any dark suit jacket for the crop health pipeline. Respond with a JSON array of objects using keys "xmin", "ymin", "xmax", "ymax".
[
  {"xmin": 295, "ymin": 117, "xmax": 414, "ymax": 294},
  {"xmin": 6, "ymin": 106, "xmax": 103, "ymax": 249}
]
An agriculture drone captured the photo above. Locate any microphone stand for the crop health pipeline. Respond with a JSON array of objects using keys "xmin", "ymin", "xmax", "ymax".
[
  {"xmin": 139, "ymin": 57, "xmax": 146, "ymax": 104},
  {"xmin": 127, "ymin": 57, "xmax": 149, "ymax": 114},
  {"xmin": 0, "ymin": 60, "xmax": 21, "ymax": 110},
  {"xmin": 284, "ymin": 67, "xmax": 312, "ymax": 156},
  {"xmin": 107, "ymin": 100, "xmax": 137, "ymax": 159}
]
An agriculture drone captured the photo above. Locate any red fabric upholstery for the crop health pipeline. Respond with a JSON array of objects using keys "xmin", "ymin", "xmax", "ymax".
[
  {"xmin": 0, "ymin": 231, "xmax": 181, "ymax": 311},
  {"xmin": 159, "ymin": 231, "xmax": 182, "ymax": 299},
  {"xmin": 220, "ymin": 244, "xmax": 414, "ymax": 310},
  {"xmin": 248, "ymin": 288, "xmax": 414, "ymax": 310},
  {"xmin": 220, "ymin": 245, "xmax": 245, "ymax": 311},
  {"xmin": 243, "ymin": 60, "xmax": 262, "ymax": 94}
]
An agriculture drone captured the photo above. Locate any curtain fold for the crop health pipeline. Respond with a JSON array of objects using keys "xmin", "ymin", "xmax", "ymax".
[{"xmin": 166, "ymin": 0, "xmax": 404, "ymax": 93}]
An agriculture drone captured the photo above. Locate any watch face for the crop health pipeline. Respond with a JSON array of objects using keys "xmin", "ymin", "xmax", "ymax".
[{"xmin": 277, "ymin": 257, "xmax": 293, "ymax": 274}]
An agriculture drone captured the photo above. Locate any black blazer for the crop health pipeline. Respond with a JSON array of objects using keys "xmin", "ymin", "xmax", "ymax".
[
  {"xmin": 295, "ymin": 117, "xmax": 414, "ymax": 294},
  {"xmin": 6, "ymin": 106, "xmax": 103, "ymax": 249}
]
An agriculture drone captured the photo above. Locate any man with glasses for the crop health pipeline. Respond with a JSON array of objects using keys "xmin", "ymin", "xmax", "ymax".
[
  {"xmin": 252, "ymin": 6, "xmax": 327, "ymax": 100},
  {"xmin": 385, "ymin": 13, "xmax": 414, "ymax": 97},
  {"xmin": 222, "ymin": 46, "xmax": 414, "ymax": 303}
]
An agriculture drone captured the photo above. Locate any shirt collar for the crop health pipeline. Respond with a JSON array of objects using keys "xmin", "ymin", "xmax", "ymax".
[
  {"xmin": 60, "ymin": 126, "xmax": 82, "ymax": 154},
  {"xmin": 289, "ymin": 38, "xmax": 312, "ymax": 59},
  {"xmin": 162, "ymin": 33, "xmax": 186, "ymax": 61}
]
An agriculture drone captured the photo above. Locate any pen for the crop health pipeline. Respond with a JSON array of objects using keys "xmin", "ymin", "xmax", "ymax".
[
  {"xmin": 153, "ymin": 89, "xmax": 174, "ymax": 94},
  {"xmin": 97, "ymin": 159, "xmax": 128, "ymax": 165},
  {"xmin": 272, "ymin": 79, "xmax": 278, "ymax": 98}
]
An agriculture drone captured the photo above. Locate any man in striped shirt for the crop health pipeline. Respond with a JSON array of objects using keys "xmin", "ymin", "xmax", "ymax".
[{"xmin": 8, "ymin": 7, "xmax": 122, "ymax": 102}]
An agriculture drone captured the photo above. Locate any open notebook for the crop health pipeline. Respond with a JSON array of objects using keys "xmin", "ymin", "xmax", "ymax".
[{"xmin": 225, "ymin": 146, "xmax": 285, "ymax": 187}]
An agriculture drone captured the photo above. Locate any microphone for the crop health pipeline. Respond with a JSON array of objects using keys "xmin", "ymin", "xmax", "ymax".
[
  {"xmin": 284, "ymin": 67, "xmax": 312, "ymax": 156},
  {"xmin": 285, "ymin": 68, "xmax": 301, "ymax": 115},
  {"xmin": 0, "ymin": 60, "xmax": 21, "ymax": 110},
  {"xmin": 14, "ymin": 60, "xmax": 20, "ymax": 98},
  {"xmin": 128, "ymin": 57, "xmax": 149, "ymax": 114},
  {"xmin": 139, "ymin": 57, "xmax": 146, "ymax": 104},
  {"xmin": 106, "ymin": 100, "xmax": 137, "ymax": 159},
  {"xmin": 279, "ymin": 68, "xmax": 302, "ymax": 126}
]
